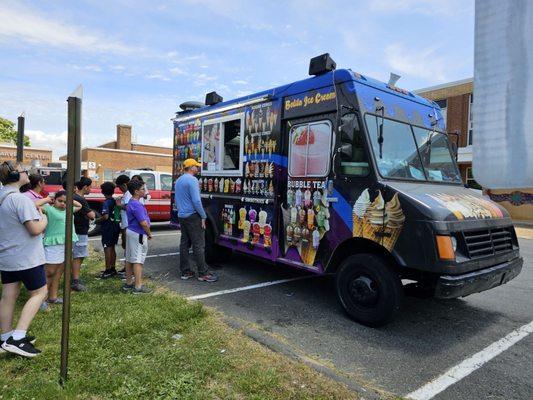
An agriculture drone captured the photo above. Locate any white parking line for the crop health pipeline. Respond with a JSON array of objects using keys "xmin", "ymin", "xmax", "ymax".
[
  {"xmin": 89, "ymin": 231, "xmax": 179, "ymax": 242},
  {"xmin": 406, "ymin": 320, "xmax": 533, "ymax": 400},
  {"xmin": 187, "ymin": 276, "xmax": 315, "ymax": 300}
]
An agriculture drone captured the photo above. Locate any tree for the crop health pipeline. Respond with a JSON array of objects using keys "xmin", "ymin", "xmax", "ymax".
[{"xmin": 0, "ymin": 116, "xmax": 30, "ymax": 146}]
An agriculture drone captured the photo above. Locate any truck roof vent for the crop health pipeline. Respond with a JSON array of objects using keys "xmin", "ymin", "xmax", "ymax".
[
  {"xmin": 205, "ymin": 91, "xmax": 223, "ymax": 106},
  {"xmin": 179, "ymin": 101, "xmax": 204, "ymax": 112}
]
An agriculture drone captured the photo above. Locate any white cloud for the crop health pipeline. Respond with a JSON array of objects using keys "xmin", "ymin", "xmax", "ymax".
[
  {"xmin": 232, "ymin": 80, "xmax": 248, "ymax": 85},
  {"xmin": 194, "ymin": 73, "xmax": 217, "ymax": 86},
  {"xmin": 26, "ymin": 129, "xmax": 67, "ymax": 160},
  {"xmin": 169, "ymin": 67, "xmax": 186, "ymax": 75},
  {"xmin": 384, "ymin": 43, "xmax": 448, "ymax": 83},
  {"xmin": 370, "ymin": 0, "xmax": 468, "ymax": 16},
  {"xmin": 0, "ymin": 3, "xmax": 139, "ymax": 55},
  {"xmin": 146, "ymin": 73, "xmax": 171, "ymax": 81}
]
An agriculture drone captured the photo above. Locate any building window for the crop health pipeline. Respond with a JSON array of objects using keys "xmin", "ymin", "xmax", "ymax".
[
  {"xmin": 160, "ymin": 174, "xmax": 172, "ymax": 191},
  {"xmin": 201, "ymin": 114, "xmax": 244, "ymax": 176},
  {"xmin": 466, "ymin": 167, "xmax": 481, "ymax": 189},
  {"xmin": 435, "ymin": 99, "xmax": 447, "ymax": 125},
  {"xmin": 467, "ymin": 94, "xmax": 473, "ymax": 146},
  {"xmin": 103, "ymin": 169, "xmax": 114, "ymax": 182},
  {"xmin": 140, "ymin": 172, "xmax": 156, "ymax": 190},
  {"xmin": 288, "ymin": 120, "xmax": 332, "ymax": 177}
]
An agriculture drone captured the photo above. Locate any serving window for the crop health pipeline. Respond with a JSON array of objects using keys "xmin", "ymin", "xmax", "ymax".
[
  {"xmin": 201, "ymin": 114, "xmax": 244, "ymax": 176},
  {"xmin": 288, "ymin": 120, "xmax": 332, "ymax": 177}
]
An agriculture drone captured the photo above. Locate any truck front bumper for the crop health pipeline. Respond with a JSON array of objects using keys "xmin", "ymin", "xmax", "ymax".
[{"xmin": 434, "ymin": 257, "xmax": 523, "ymax": 299}]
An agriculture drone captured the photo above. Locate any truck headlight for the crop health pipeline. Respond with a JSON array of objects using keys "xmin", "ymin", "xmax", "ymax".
[{"xmin": 450, "ymin": 236, "xmax": 458, "ymax": 252}]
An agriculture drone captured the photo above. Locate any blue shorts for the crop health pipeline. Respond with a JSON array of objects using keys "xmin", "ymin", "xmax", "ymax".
[
  {"xmin": 1, "ymin": 265, "xmax": 46, "ymax": 291},
  {"xmin": 73, "ymin": 235, "xmax": 89, "ymax": 259},
  {"xmin": 101, "ymin": 223, "xmax": 120, "ymax": 248}
]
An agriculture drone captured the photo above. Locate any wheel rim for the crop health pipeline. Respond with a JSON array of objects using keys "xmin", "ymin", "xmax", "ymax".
[{"xmin": 348, "ymin": 275, "xmax": 379, "ymax": 307}]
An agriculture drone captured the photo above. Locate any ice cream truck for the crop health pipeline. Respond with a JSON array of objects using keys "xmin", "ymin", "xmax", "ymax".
[{"xmin": 171, "ymin": 54, "xmax": 523, "ymax": 326}]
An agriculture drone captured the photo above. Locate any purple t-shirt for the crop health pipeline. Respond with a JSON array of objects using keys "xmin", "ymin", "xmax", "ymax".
[{"xmin": 126, "ymin": 198, "xmax": 150, "ymax": 235}]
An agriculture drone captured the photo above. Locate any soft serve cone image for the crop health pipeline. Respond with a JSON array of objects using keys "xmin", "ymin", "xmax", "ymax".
[
  {"xmin": 352, "ymin": 189, "xmax": 370, "ymax": 237},
  {"xmin": 382, "ymin": 193, "xmax": 405, "ymax": 251},
  {"xmin": 364, "ymin": 190, "xmax": 388, "ymax": 242}
]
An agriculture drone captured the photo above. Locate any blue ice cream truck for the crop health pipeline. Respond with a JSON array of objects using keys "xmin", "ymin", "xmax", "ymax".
[{"xmin": 171, "ymin": 54, "xmax": 523, "ymax": 326}]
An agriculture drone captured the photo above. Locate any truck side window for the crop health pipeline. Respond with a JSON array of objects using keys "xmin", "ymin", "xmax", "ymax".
[
  {"xmin": 140, "ymin": 173, "xmax": 156, "ymax": 190},
  {"xmin": 340, "ymin": 123, "xmax": 370, "ymax": 176},
  {"xmin": 160, "ymin": 174, "xmax": 173, "ymax": 191},
  {"xmin": 288, "ymin": 120, "xmax": 332, "ymax": 177}
]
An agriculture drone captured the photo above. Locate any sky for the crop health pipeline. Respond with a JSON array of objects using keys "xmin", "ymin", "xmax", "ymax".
[{"xmin": 0, "ymin": 0, "xmax": 474, "ymax": 159}]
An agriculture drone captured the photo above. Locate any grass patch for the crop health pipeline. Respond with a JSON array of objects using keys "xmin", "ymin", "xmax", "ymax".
[{"xmin": 0, "ymin": 252, "xmax": 358, "ymax": 399}]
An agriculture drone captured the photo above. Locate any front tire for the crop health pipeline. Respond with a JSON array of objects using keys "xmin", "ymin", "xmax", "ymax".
[{"xmin": 336, "ymin": 254, "xmax": 403, "ymax": 327}]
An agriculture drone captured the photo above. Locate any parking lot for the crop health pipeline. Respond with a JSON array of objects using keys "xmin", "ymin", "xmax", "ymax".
[{"xmin": 90, "ymin": 226, "xmax": 533, "ymax": 399}]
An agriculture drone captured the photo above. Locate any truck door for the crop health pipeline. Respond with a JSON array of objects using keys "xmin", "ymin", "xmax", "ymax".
[
  {"xmin": 159, "ymin": 173, "xmax": 173, "ymax": 220},
  {"xmin": 279, "ymin": 113, "xmax": 336, "ymax": 270},
  {"xmin": 139, "ymin": 172, "xmax": 160, "ymax": 220}
]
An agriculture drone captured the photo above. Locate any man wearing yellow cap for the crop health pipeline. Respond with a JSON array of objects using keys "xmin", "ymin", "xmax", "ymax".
[{"xmin": 174, "ymin": 159, "xmax": 218, "ymax": 282}]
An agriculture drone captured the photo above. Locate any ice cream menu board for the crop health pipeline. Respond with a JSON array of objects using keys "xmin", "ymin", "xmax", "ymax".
[
  {"xmin": 243, "ymin": 102, "xmax": 278, "ymax": 198},
  {"xmin": 174, "ymin": 119, "xmax": 201, "ymax": 174}
]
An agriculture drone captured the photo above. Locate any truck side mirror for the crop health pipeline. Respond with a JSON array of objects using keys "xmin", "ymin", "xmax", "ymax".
[{"xmin": 338, "ymin": 112, "xmax": 358, "ymax": 159}]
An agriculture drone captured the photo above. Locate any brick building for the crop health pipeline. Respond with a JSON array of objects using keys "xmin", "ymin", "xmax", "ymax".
[
  {"xmin": 415, "ymin": 79, "xmax": 533, "ymax": 222},
  {"xmin": 0, "ymin": 142, "xmax": 53, "ymax": 166},
  {"xmin": 414, "ymin": 78, "xmax": 478, "ymax": 188},
  {"xmin": 60, "ymin": 125, "xmax": 172, "ymax": 185}
]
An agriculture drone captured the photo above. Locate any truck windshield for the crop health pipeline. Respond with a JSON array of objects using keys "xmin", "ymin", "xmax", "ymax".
[{"xmin": 365, "ymin": 114, "xmax": 462, "ymax": 183}]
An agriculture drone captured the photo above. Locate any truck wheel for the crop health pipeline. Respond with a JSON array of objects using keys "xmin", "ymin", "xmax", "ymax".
[
  {"xmin": 336, "ymin": 254, "xmax": 403, "ymax": 327},
  {"xmin": 88, "ymin": 211, "xmax": 101, "ymax": 237},
  {"xmin": 205, "ymin": 224, "xmax": 232, "ymax": 264}
]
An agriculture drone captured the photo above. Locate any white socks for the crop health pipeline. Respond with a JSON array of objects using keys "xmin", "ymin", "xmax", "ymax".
[
  {"xmin": 12, "ymin": 330, "xmax": 27, "ymax": 341},
  {"xmin": 1, "ymin": 331, "xmax": 13, "ymax": 341}
]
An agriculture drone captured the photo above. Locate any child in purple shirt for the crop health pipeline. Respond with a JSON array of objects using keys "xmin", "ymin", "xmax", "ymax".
[{"xmin": 124, "ymin": 180, "xmax": 152, "ymax": 294}]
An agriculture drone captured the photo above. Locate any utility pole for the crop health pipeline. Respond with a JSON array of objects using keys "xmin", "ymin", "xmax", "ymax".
[{"xmin": 16, "ymin": 113, "xmax": 25, "ymax": 163}]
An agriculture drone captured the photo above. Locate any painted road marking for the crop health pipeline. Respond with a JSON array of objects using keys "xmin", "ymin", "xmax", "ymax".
[
  {"xmin": 406, "ymin": 320, "xmax": 533, "ymax": 400},
  {"xmin": 187, "ymin": 276, "xmax": 315, "ymax": 300}
]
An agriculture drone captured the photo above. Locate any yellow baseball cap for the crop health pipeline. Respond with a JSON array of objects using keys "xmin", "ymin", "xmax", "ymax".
[{"xmin": 183, "ymin": 158, "xmax": 202, "ymax": 168}]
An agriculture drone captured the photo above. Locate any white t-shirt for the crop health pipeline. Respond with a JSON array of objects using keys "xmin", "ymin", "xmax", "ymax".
[
  {"xmin": 119, "ymin": 190, "xmax": 148, "ymax": 229},
  {"xmin": 0, "ymin": 186, "xmax": 46, "ymax": 271}
]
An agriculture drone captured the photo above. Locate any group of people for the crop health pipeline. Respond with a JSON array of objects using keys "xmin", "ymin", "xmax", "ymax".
[{"xmin": 0, "ymin": 157, "xmax": 217, "ymax": 358}]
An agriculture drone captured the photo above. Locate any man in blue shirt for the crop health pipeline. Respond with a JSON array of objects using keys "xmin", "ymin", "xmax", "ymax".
[{"xmin": 174, "ymin": 159, "xmax": 218, "ymax": 282}]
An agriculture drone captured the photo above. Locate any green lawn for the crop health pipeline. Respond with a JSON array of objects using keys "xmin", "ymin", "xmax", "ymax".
[{"xmin": 0, "ymin": 253, "xmax": 358, "ymax": 399}]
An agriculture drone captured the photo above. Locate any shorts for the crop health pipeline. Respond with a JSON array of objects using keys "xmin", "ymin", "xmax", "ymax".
[
  {"xmin": 1, "ymin": 265, "xmax": 47, "ymax": 291},
  {"xmin": 44, "ymin": 244, "xmax": 65, "ymax": 264},
  {"xmin": 73, "ymin": 234, "xmax": 89, "ymax": 259},
  {"xmin": 125, "ymin": 229, "xmax": 148, "ymax": 264},
  {"xmin": 101, "ymin": 224, "xmax": 120, "ymax": 248}
]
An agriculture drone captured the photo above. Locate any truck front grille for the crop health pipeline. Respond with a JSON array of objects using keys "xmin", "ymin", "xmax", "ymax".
[{"xmin": 461, "ymin": 227, "xmax": 514, "ymax": 259}]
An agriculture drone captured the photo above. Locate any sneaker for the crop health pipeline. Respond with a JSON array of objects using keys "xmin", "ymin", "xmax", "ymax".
[
  {"xmin": 122, "ymin": 283, "xmax": 135, "ymax": 292},
  {"xmin": 2, "ymin": 337, "xmax": 41, "ymax": 358},
  {"xmin": 117, "ymin": 268, "xmax": 126, "ymax": 277},
  {"xmin": 47, "ymin": 298, "xmax": 64, "ymax": 305},
  {"xmin": 40, "ymin": 301, "xmax": 49, "ymax": 311},
  {"xmin": 198, "ymin": 272, "xmax": 218, "ymax": 283},
  {"xmin": 133, "ymin": 286, "xmax": 152, "ymax": 294},
  {"xmin": 71, "ymin": 279, "xmax": 87, "ymax": 292},
  {"xmin": 100, "ymin": 269, "xmax": 118, "ymax": 279},
  {"xmin": 180, "ymin": 270, "xmax": 195, "ymax": 280}
]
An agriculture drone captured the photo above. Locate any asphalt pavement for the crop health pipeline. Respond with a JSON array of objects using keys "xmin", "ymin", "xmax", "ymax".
[{"xmin": 90, "ymin": 225, "xmax": 533, "ymax": 400}]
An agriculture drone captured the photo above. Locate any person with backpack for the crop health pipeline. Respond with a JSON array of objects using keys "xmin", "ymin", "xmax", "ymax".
[
  {"xmin": 98, "ymin": 181, "xmax": 121, "ymax": 278},
  {"xmin": 0, "ymin": 161, "xmax": 48, "ymax": 357}
]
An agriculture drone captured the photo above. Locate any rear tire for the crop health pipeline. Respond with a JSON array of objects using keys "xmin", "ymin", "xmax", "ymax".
[
  {"xmin": 205, "ymin": 224, "xmax": 232, "ymax": 264},
  {"xmin": 336, "ymin": 254, "xmax": 403, "ymax": 327}
]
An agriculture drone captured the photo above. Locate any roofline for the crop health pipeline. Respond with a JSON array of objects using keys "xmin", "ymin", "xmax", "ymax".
[
  {"xmin": 0, "ymin": 143, "xmax": 53, "ymax": 152},
  {"xmin": 413, "ymin": 77, "xmax": 473, "ymax": 94},
  {"xmin": 61, "ymin": 147, "xmax": 173, "ymax": 158}
]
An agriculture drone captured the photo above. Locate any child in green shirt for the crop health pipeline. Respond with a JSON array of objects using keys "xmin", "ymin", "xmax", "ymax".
[{"xmin": 42, "ymin": 191, "xmax": 81, "ymax": 305}]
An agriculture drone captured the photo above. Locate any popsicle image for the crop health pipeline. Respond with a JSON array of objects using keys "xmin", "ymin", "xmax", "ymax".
[
  {"xmin": 312, "ymin": 228, "xmax": 320, "ymax": 249},
  {"xmin": 293, "ymin": 226, "xmax": 301, "ymax": 244},
  {"xmin": 307, "ymin": 208, "xmax": 315, "ymax": 229},
  {"xmin": 242, "ymin": 220, "xmax": 251, "ymax": 243},
  {"xmin": 287, "ymin": 189, "xmax": 295, "ymax": 207},
  {"xmin": 213, "ymin": 178, "xmax": 219, "ymax": 192},
  {"xmin": 299, "ymin": 208, "xmax": 306, "ymax": 224},
  {"xmin": 219, "ymin": 178, "xmax": 224, "ymax": 193},
  {"xmin": 238, "ymin": 207, "xmax": 247, "ymax": 230},
  {"xmin": 313, "ymin": 190, "xmax": 321, "ymax": 207},
  {"xmin": 304, "ymin": 189, "xmax": 312, "ymax": 207},
  {"xmin": 290, "ymin": 207, "xmax": 298, "ymax": 224},
  {"xmin": 295, "ymin": 189, "xmax": 303, "ymax": 207},
  {"xmin": 208, "ymin": 178, "xmax": 213, "ymax": 192}
]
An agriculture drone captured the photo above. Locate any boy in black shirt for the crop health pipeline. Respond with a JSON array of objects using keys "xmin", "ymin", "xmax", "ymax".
[{"xmin": 99, "ymin": 182, "xmax": 121, "ymax": 278}]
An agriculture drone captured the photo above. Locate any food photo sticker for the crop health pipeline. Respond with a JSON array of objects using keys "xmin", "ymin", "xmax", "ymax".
[
  {"xmin": 236, "ymin": 206, "xmax": 272, "ymax": 247},
  {"xmin": 284, "ymin": 178, "xmax": 330, "ymax": 266},
  {"xmin": 352, "ymin": 189, "xmax": 405, "ymax": 251},
  {"xmin": 427, "ymin": 193, "xmax": 504, "ymax": 220}
]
